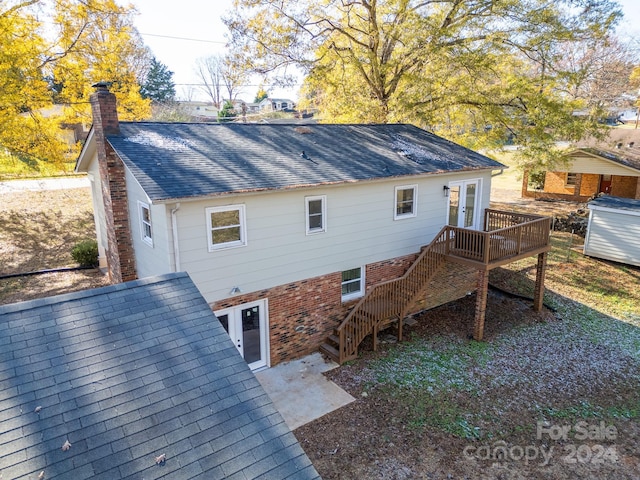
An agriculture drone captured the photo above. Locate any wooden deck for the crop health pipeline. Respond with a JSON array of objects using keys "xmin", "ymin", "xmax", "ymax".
[{"xmin": 320, "ymin": 209, "xmax": 551, "ymax": 364}]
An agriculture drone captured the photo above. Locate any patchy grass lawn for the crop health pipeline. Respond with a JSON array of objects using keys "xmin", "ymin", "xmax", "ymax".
[
  {"xmin": 295, "ymin": 231, "xmax": 640, "ymax": 479},
  {"xmin": 0, "ymin": 187, "xmax": 109, "ymax": 304}
]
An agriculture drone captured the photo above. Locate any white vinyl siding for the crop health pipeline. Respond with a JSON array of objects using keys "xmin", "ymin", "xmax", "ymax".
[
  {"xmin": 306, "ymin": 195, "xmax": 326, "ymax": 234},
  {"xmin": 206, "ymin": 205, "xmax": 247, "ymax": 251},
  {"xmin": 125, "ymin": 168, "xmax": 172, "ymax": 278},
  {"xmin": 562, "ymin": 152, "xmax": 640, "ymax": 176},
  {"xmin": 584, "ymin": 206, "xmax": 640, "ymax": 267},
  {"xmin": 394, "ymin": 185, "xmax": 417, "ymax": 219},
  {"xmin": 176, "ymin": 171, "xmax": 494, "ymax": 304}
]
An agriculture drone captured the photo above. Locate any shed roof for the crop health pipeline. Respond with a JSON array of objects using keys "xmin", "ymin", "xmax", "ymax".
[
  {"xmin": 98, "ymin": 123, "xmax": 504, "ymax": 202},
  {"xmin": 0, "ymin": 273, "xmax": 320, "ymax": 480},
  {"xmin": 588, "ymin": 195, "xmax": 640, "ymax": 212}
]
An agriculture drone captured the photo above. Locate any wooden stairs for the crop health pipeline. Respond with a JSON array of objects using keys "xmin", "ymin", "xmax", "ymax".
[{"xmin": 320, "ymin": 226, "xmax": 449, "ymax": 364}]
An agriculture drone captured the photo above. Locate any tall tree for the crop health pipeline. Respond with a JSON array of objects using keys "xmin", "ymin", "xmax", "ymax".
[
  {"xmin": 140, "ymin": 57, "xmax": 176, "ymax": 103},
  {"xmin": 226, "ymin": 0, "xmax": 624, "ymax": 169},
  {"xmin": 0, "ymin": 0, "xmax": 151, "ymax": 166},
  {"xmin": 194, "ymin": 53, "xmax": 249, "ymax": 107}
]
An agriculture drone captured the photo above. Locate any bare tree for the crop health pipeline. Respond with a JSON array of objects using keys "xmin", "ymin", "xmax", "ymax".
[{"xmin": 194, "ymin": 53, "xmax": 249, "ymax": 107}]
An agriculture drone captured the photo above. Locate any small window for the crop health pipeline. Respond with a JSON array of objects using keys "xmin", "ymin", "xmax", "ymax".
[
  {"xmin": 206, "ymin": 205, "xmax": 247, "ymax": 251},
  {"xmin": 395, "ymin": 185, "xmax": 417, "ymax": 219},
  {"xmin": 566, "ymin": 172, "xmax": 578, "ymax": 186},
  {"xmin": 342, "ymin": 267, "xmax": 364, "ymax": 301},
  {"xmin": 306, "ymin": 195, "xmax": 326, "ymax": 234},
  {"xmin": 138, "ymin": 201, "xmax": 153, "ymax": 246}
]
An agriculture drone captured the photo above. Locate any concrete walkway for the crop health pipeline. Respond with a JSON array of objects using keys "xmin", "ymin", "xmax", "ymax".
[
  {"xmin": 255, "ymin": 352, "xmax": 355, "ymax": 430},
  {"xmin": 0, "ymin": 176, "xmax": 89, "ymax": 193}
]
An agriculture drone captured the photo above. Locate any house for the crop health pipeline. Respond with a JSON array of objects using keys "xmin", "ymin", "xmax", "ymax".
[
  {"xmin": 0, "ymin": 272, "xmax": 320, "ymax": 479},
  {"xmin": 522, "ymin": 129, "xmax": 640, "ymax": 201},
  {"xmin": 584, "ymin": 195, "xmax": 640, "ymax": 267},
  {"xmin": 258, "ymin": 98, "xmax": 295, "ymax": 112},
  {"xmin": 76, "ymin": 83, "xmax": 551, "ymax": 369}
]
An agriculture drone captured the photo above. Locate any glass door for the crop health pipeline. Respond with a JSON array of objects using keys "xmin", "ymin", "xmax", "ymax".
[
  {"xmin": 215, "ymin": 300, "xmax": 268, "ymax": 370},
  {"xmin": 447, "ymin": 180, "xmax": 480, "ymax": 229}
]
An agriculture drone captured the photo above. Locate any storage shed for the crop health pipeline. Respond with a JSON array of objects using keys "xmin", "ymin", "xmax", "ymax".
[{"xmin": 584, "ymin": 196, "xmax": 640, "ymax": 267}]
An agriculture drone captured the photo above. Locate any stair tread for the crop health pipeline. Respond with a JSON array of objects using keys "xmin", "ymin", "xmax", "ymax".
[
  {"xmin": 327, "ymin": 334, "xmax": 340, "ymax": 344},
  {"xmin": 319, "ymin": 343, "xmax": 339, "ymax": 359}
]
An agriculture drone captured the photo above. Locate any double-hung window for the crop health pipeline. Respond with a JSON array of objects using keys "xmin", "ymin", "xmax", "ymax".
[
  {"xmin": 306, "ymin": 195, "xmax": 326, "ymax": 234},
  {"xmin": 341, "ymin": 267, "xmax": 364, "ymax": 301},
  {"xmin": 395, "ymin": 185, "xmax": 417, "ymax": 219},
  {"xmin": 138, "ymin": 201, "xmax": 153, "ymax": 246},
  {"xmin": 206, "ymin": 205, "xmax": 247, "ymax": 251}
]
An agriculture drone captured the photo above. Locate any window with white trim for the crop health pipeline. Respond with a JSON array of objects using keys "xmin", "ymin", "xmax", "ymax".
[
  {"xmin": 341, "ymin": 267, "xmax": 364, "ymax": 301},
  {"xmin": 206, "ymin": 205, "xmax": 247, "ymax": 251},
  {"xmin": 305, "ymin": 195, "xmax": 326, "ymax": 234},
  {"xmin": 394, "ymin": 185, "xmax": 417, "ymax": 219},
  {"xmin": 138, "ymin": 201, "xmax": 153, "ymax": 246}
]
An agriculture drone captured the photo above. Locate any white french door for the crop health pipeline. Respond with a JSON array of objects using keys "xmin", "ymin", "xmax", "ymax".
[
  {"xmin": 447, "ymin": 179, "xmax": 481, "ymax": 230},
  {"xmin": 215, "ymin": 299, "xmax": 268, "ymax": 370}
]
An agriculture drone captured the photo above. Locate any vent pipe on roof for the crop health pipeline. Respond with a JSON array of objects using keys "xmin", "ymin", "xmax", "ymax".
[
  {"xmin": 628, "ymin": 142, "xmax": 635, "ymax": 148},
  {"xmin": 616, "ymin": 142, "xmax": 623, "ymax": 148}
]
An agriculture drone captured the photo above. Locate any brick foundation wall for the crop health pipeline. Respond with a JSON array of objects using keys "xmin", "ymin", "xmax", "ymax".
[{"xmin": 211, "ymin": 254, "xmax": 479, "ymax": 366}]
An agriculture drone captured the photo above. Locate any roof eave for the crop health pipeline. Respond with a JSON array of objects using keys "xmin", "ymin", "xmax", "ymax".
[{"xmin": 75, "ymin": 127, "xmax": 96, "ymax": 173}]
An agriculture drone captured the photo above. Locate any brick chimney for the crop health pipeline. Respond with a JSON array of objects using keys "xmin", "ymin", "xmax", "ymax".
[{"xmin": 90, "ymin": 82, "xmax": 137, "ymax": 283}]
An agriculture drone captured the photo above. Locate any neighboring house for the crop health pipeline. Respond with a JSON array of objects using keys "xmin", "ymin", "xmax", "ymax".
[
  {"xmin": 176, "ymin": 101, "xmax": 219, "ymax": 121},
  {"xmin": 259, "ymin": 98, "xmax": 295, "ymax": 112},
  {"xmin": 584, "ymin": 196, "xmax": 640, "ymax": 267},
  {"xmin": 522, "ymin": 129, "xmax": 640, "ymax": 201},
  {"xmin": 76, "ymin": 83, "xmax": 550, "ymax": 370},
  {"xmin": 0, "ymin": 272, "xmax": 320, "ymax": 479}
]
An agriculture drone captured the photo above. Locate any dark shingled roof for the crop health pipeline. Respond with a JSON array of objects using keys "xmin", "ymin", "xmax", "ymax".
[
  {"xmin": 574, "ymin": 128, "xmax": 640, "ymax": 172},
  {"xmin": 105, "ymin": 123, "xmax": 504, "ymax": 202},
  {"xmin": 588, "ymin": 195, "xmax": 640, "ymax": 212},
  {"xmin": 0, "ymin": 273, "xmax": 320, "ymax": 480}
]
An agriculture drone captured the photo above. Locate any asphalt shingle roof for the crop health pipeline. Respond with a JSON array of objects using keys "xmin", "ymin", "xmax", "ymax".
[
  {"xmin": 0, "ymin": 273, "xmax": 320, "ymax": 480},
  {"xmin": 575, "ymin": 128, "xmax": 640, "ymax": 172},
  {"xmin": 105, "ymin": 123, "xmax": 504, "ymax": 202},
  {"xmin": 588, "ymin": 195, "xmax": 640, "ymax": 212}
]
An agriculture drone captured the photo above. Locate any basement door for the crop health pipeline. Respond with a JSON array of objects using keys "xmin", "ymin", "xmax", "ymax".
[
  {"xmin": 215, "ymin": 299, "xmax": 269, "ymax": 370},
  {"xmin": 447, "ymin": 179, "xmax": 480, "ymax": 230}
]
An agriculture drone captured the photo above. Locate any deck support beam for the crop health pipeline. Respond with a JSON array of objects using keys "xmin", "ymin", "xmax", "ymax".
[
  {"xmin": 533, "ymin": 252, "xmax": 548, "ymax": 311},
  {"xmin": 473, "ymin": 269, "xmax": 489, "ymax": 341}
]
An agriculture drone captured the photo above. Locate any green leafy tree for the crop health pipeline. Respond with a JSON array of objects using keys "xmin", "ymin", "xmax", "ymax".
[
  {"xmin": 140, "ymin": 57, "xmax": 176, "ymax": 103},
  {"xmin": 218, "ymin": 100, "xmax": 236, "ymax": 122},
  {"xmin": 226, "ymin": 0, "xmax": 624, "ymax": 169},
  {"xmin": 254, "ymin": 85, "xmax": 268, "ymax": 103},
  {"xmin": 0, "ymin": 0, "xmax": 151, "ymax": 168}
]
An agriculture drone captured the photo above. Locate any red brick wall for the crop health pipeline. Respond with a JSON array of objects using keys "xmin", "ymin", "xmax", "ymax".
[
  {"xmin": 211, "ymin": 254, "xmax": 478, "ymax": 366},
  {"xmin": 579, "ymin": 174, "xmax": 600, "ymax": 196},
  {"xmin": 611, "ymin": 176, "xmax": 640, "ymax": 199},
  {"xmin": 90, "ymin": 85, "xmax": 137, "ymax": 283}
]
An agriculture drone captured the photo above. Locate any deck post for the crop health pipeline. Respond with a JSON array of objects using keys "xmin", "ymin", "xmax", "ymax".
[
  {"xmin": 473, "ymin": 269, "xmax": 489, "ymax": 341},
  {"xmin": 533, "ymin": 251, "xmax": 548, "ymax": 311}
]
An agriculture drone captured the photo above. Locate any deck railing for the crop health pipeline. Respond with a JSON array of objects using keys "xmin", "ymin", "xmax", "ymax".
[
  {"xmin": 327, "ymin": 209, "xmax": 551, "ymax": 364},
  {"xmin": 335, "ymin": 227, "xmax": 449, "ymax": 363}
]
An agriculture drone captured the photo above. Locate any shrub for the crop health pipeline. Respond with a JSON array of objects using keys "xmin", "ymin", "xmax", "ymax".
[{"xmin": 71, "ymin": 240, "xmax": 98, "ymax": 267}]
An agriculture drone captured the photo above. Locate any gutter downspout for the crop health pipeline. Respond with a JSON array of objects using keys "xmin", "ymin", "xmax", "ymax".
[{"xmin": 171, "ymin": 203, "xmax": 181, "ymax": 272}]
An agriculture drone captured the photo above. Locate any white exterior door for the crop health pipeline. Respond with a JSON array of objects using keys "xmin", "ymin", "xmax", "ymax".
[
  {"xmin": 447, "ymin": 180, "xmax": 481, "ymax": 229},
  {"xmin": 215, "ymin": 299, "xmax": 268, "ymax": 370}
]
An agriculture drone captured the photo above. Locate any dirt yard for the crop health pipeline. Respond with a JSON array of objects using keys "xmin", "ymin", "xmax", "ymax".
[{"xmin": 0, "ymin": 187, "xmax": 109, "ymax": 304}]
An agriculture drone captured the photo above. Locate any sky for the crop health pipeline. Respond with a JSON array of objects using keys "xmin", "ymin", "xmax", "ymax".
[{"xmin": 130, "ymin": 0, "xmax": 640, "ymax": 103}]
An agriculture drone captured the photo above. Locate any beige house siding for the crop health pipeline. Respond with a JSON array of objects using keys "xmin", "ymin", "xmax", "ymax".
[{"xmin": 585, "ymin": 207, "xmax": 640, "ymax": 267}]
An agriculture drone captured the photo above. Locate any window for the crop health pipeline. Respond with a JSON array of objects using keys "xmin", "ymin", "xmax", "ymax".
[
  {"xmin": 306, "ymin": 195, "xmax": 326, "ymax": 234},
  {"xmin": 395, "ymin": 185, "xmax": 417, "ymax": 219},
  {"xmin": 138, "ymin": 201, "xmax": 153, "ymax": 246},
  {"xmin": 342, "ymin": 267, "xmax": 364, "ymax": 301},
  {"xmin": 206, "ymin": 205, "xmax": 247, "ymax": 251},
  {"xmin": 566, "ymin": 172, "xmax": 578, "ymax": 186}
]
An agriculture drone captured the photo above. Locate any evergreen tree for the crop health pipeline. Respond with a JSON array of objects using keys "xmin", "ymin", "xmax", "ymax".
[{"xmin": 141, "ymin": 57, "xmax": 176, "ymax": 103}]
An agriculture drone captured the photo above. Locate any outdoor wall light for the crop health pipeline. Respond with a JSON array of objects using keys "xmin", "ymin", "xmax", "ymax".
[
  {"xmin": 229, "ymin": 286, "xmax": 242, "ymax": 295},
  {"xmin": 443, "ymin": 185, "xmax": 450, "ymax": 197}
]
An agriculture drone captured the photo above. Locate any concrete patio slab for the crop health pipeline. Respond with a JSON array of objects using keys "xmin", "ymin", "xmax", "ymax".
[{"xmin": 255, "ymin": 352, "xmax": 355, "ymax": 430}]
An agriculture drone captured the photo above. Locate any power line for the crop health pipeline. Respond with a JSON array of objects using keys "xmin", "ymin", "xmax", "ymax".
[{"xmin": 139, "ymin": 32, "xmax": 227, "ymax": 44}]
